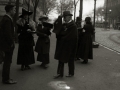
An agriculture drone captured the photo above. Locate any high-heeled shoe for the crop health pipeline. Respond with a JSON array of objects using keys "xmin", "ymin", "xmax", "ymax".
[{"xmin": 53, "ymin": 74, "xmax": 63, "ymax": 79}]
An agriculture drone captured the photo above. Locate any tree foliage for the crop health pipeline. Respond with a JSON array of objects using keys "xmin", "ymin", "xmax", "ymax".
[
  {"xmin": 38, "ymin": 0, "xmax": 57, "ymax": 15},
  {"xmin": 23, "ymin": 0, "xmax": 57, "ymax": 21},
  {"xmin": 56, "ymin": 0, "xmax": 74, "ymax": 15}
]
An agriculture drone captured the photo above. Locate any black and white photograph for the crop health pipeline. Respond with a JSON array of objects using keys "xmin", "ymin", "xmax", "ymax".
[{"xmin": 0, "ymin": 0, "xmax": 120, "ymax": 90}]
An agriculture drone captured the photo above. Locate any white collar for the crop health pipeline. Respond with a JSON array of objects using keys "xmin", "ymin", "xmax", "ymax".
[{"xmin": 68, "ymin": 20, "xmax": 72, "ymax": 23}]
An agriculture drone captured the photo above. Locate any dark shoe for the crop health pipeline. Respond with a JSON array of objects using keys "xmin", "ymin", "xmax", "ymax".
[
  {"xmin": 21, "ymin": 65, "xmax": 25, "ymax": 71},
  {"xmin": 40, "ymin": 64, "xmax": 48, "ymax": 69},
  {"xmin": 54, "ymin": 74, "xmax": 63, "ymax": 79},
  {"xmin": 25, "ymin": 65, "xmax": 31, "ymax": 69},
  {"xmin": 77, "ymin": 58, "xmax": 80, "ymax": 60},
  {"xmin": 82, "ymin": 60, "xmax": 88, "ymax": 64},
  {"xmin": 66, "ymin": 74, "xmax": 74, "ymax": 77},
  {"xmin": 2, "ymin": 79, "xmax": 17, "ymax": 84}
]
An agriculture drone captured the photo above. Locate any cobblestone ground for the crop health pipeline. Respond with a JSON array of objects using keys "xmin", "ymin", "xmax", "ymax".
[{"xmin": 95, "ymin": 28, "xmax": 120, "ymax": 52}]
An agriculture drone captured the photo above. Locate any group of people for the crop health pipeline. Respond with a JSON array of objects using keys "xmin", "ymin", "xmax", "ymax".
[{"xmin": 0, "ymin": 4, "xmax": 94, "ymax": 84}]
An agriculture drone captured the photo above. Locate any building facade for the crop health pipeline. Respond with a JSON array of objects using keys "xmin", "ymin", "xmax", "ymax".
[{"xmin": 104, "ymin": 0, "xmax": 120, "ymax": 29}]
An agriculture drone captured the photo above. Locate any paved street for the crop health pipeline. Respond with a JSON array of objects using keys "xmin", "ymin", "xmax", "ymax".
[
  {"xmin": 95, "ymin": 28, "xmax": 120, "ymax": 53},
  {"xmin": 0, "ymin": 30, "xmax": 120, "ymax": 90}
]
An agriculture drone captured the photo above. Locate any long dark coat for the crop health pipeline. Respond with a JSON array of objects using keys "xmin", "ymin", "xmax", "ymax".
[
  {"xmin": 77, "ymin": 24, "xmax": 94, "ymax": 60},
  {"xmin": 54, "ymin": 21, "xmax": 78, "ymax": 63},
  {"xmin": 35, "ymin": 24, "xmax": 51, "ymax": 54},
  {"xmin": 35, "ymin": 23, "xmax": 51, "ymax": 64},
  {"xmin": 17, "ymin": 18, "xmax": 35, "ymax": 65},
  {"xmin": 0, "ymin": 15, "xmax": 15, "ymax": 53}
]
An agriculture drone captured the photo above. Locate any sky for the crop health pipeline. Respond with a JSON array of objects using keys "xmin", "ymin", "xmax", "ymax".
[
  {"xmin": 49, "ymin": 0, "xmax": 105, "ymax": 20},
  {"xmin": 76, "ymin": 0, "xmax": 105, "ymax": 20}
]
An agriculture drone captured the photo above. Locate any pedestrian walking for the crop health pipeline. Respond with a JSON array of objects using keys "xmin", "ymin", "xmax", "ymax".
[
  {"xmin": 54, "ymin": 11, "xmax": 78, "ymax": 78},
  {"xmin": 35, "ymin": 15, "xmax": 53, "ymax": 69},
  {"xmin": 0, "ymin": 4, "xmax": 17, "ymax": 84},
  {"xmin": 77, "ymin": 17, "xmax": 94, "ymax": 64},
  {"xmin": 16, "ymin": 8, "xmax": 35, "ymax": 71}
]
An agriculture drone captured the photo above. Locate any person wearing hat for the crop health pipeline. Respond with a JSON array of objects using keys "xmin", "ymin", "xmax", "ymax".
[
  {"xmin": 77, "ymin": 17, "xmax": 94, "ymax": 64},
  {"xmin": 75, "ymin": 17, "xmax": 83, "ymax": 60},
  {"xmin": 16, "ymin": 8, "xmax": 35, "ymax": 70},
  {"xmin": 0, "ymin": 4, "xmax": 17, "ymax": 84},
  {"xmin": 54, "ymin": 11, "xmax": 78, "ymax": 78},
  {"xmin": 35, "ymin": 15, "xmax": 53, "ymax": 68}
]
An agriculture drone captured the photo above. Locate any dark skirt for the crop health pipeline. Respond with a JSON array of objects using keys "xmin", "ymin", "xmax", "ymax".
[
  {"xmin": 17, "ymin": 44, "xmax": 35, "ymax": 65},
  {"xmin": 77, "ymin": 33, "xmax": 93, "ymax": 60},
  {"xmin": 37, "ymin": 53, "xmax": 49, "ymax": 64}
]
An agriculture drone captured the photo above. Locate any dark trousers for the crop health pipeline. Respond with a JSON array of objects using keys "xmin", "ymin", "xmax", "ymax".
[
  {"xmin": 2, "ymin": 50, "xmax": 14, "ymax": 81},
  {"xmin": 57, "ymin": 60, "xmax": 75, "ymax": 76}
]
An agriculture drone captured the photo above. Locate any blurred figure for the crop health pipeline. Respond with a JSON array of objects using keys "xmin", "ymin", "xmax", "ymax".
[
  {"xmin": 75, "ymin": 17, "xmax": 83, "ymax": 60},
  {"xmin": 17, "ymin": 8, "xmax": 35, "ymax": 70},
  {"xmin": 54, "ymin": 11, "xmax": 78, "ymax": 78},
  {"xmin": 35, "ymin": 15, "xmax": 53, "ymax": 68},
  {"xmin": 0, "ymin": 4, "xmax": 17, "ymax": 84},
  {"xmin": 77, "ymin": 17, "xmax": 94, "ymax": 64}
]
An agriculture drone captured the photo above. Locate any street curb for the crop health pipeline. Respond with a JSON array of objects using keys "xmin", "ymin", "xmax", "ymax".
[{"xmin": 96, "ymin": 42, "xmax": 120, "ymax": 55}]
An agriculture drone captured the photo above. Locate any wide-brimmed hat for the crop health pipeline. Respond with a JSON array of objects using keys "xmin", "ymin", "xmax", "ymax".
[
  {"xmin": 63, "ymin": 11, "xmax": 73, "ymax": 17},
  {"xmin": 19, "ymin": 8, "xmax": 33, "ymax": 17},
  {"xmin": 39, "ymin": 15, "xmax": 48, "ymax": 20},
  {"xmin": 43, "ymin": 22, "xmax": 53, "ymax": 29}
]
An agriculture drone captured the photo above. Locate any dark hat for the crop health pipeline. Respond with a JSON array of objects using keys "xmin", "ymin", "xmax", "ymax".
[
  {"xmin": 76, "ymin": 17, "xmax": 81, "ymax": 21},
  {"xmin": 63, "ymin": 11, "xmax": 73, "ymax": 17},
  {"xmin": 43, "ymin": 22, "xmax": 53, "ymax": 29},
  {"xmin": 19, "ymin": 8, "xmax": 33, "ymax": 17},
  {"xmin": 39, "ymin": 15, "xmax": 48, "ymax": 20},
  {"xmin": 85, "ymin": 17, "xmax": 91, "ymax": 22},
  {"xmin": 5, "ymin": 4, "xmax": 15, "ymax": 12}
]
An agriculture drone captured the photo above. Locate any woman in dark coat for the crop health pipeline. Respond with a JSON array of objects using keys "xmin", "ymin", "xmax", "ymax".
[
  {"xmin": 35, "ymin": 16, "xmax": 53, "ymax": 68},
  {"xmin": 77, "ymin": 17, "xmax": 94, "ymax": 64},
  {"xmin": 17, "ymin": 8, "xmax": 35, "ymax": 70}
]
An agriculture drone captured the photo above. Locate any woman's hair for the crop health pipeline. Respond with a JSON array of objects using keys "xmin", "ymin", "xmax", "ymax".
[{"xmin": 85, "ymin": 17, "xmax": 92, "ymax": 24}]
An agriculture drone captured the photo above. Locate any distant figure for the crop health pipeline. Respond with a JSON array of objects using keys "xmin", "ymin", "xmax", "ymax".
[
  {"xmin": 0, "ymin": 5, "xmax": 17, "ymax": 84},
  {"xmin": 77, "ymin": 17, "xmax": 94, "ymax": 64},
  {"xmin": 17, "ymin": 8, "xmax": 35, "ymax": 70},
  {"xmin": 54, "ymin": 11, "xmax": 78, "ymax": 78},
  {"xmin": 75, "ymin": 17, "xmax": 83, "ymax": 60},
  {"xmin": 35, "ymin": 15, "xmax": 53, "ymax": 69}
]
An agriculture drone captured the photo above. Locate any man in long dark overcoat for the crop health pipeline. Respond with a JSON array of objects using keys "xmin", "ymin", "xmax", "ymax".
[
  {"xmin": 0, "ymin": 5, "xmax": 17, "ymax": 84},
  {"xmin": 54, "ymin": 11, "xmax": 78, "ymax": 78}
]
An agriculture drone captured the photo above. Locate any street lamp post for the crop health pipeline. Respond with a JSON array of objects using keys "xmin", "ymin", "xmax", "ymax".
[
  {"xmin": 79, "ymin": 0, "xmax": 83, "ymax": 27},
  {"xmin": 93, "ymin": 0, "xmax": 99, "ymax": 48}
]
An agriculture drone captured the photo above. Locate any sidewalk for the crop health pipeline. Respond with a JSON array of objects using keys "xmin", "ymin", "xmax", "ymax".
[
  {"xmin": 95, "ymin": 28, "xmax": 120, "ymax": 53},
  {"xmin": 0, "ymin": 33, "xmax": 120, "ymax": 90}
]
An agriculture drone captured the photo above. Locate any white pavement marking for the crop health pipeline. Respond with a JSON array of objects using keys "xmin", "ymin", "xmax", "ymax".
[{"xmin": 48, "ymin": 81, "xmax": 72, "ymax": 90}]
